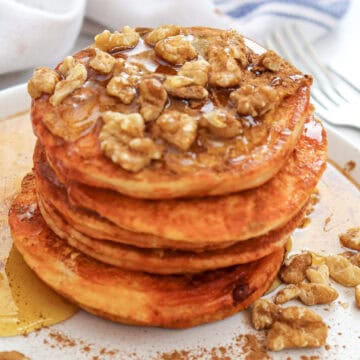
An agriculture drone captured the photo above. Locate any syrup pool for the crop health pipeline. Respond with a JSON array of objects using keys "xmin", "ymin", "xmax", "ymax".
[{"xmin": 0, "ymin": 112, "xmax": 77, "ymax": 337}]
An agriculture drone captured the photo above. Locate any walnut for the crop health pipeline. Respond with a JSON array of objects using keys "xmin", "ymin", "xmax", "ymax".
[
  {"xmin": 298, "ymin": 283, "xmax": 338, "ymax": 306},
  {"xmin": 339, "ymin": 227, "xmax": 360, "ymax": 251},
  {"xmin": 145, "ymin": 25, "xmax": 180, "ymax": 46},
  {"xmin": 27, "ymin": 67, "xmax": 60, "ymax": 99},
  {"xmin": 178, "ymin": 60, "xmax": 210, "ymax": 86},
  {"xmin": 274, "ymin": 282, "xmax": 339, "ymax": 306},
  {"xmin": 138, "ymin": 78, "xmax": 167, "ymax": 121},
  {"xmin": 267, "ymin": 306, "xmax": 328, "ymax": 351},
  {"xmin": 220, "ymin": 30, "xmax": 248, "ymax": 68},
  {"xmin": 202, "ymin": 110, "xmax": 242, "ymax": 138},
  {"xmin": 326, "ymin": 255, "xmax": 360, "ymax": 287},
  {"xmin": 106, "ymin": 76, "xmax": 136, "ymax": 104},
  {"xmin": 164, "ymin": 75, "xmax": 208, "ymax": 100},
  {"xmin": 156, "ymin": 110, "xmax": 198, "ymax": 151},
  {"xmin": 94, "ymin": 27, "xmax": 140, "ymax": 51},
  {"xmin": 260, "ymin": 50, "xmax": 283, "ymax": 72},
  {"xmin": 251, "ymin": 299, "xmax": 280, "ymax": 330},
  {"xmin": 356, "ymin": 285, "xmax": 360, "ymax": 308},
  {"xmin": 49, "ymin": 57, "xmax": 87, "ymax": 106},
  {"xmin": 208, "ymin": 48, "xmax": 242, "ymax": 88},
  {"xmin": 89, "ymin": 48, "xmax": 116, "ymax": 73},
  {"xmin": 275, "ymin": 284, "xmax": 301, "ymax": 305},
  {"xmin": 306, "ymin": 264, "xmax": 330, "ymax": 285},
  {"xmin": 230, "ymin": 84, "xmax": 279, "ymax": 117},
  {"xmin": 99, "ymin": 111, "xmax": 162, "ymax": 172},
  {"xmin": 155, "ymin": 35, "xmax": 197, "ymax": 65},
  {"xmin": 279, "ymin": 252, "xmax": 312, "ymax": 284},
  {"xmin": 340, "ymin": 251, "xmax": 360, "ymax": 266}
]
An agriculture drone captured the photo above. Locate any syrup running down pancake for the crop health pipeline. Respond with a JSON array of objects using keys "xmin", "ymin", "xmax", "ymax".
[{"xmin": 30, "ymin": 26, "xmax": 312, "ymax": 199}]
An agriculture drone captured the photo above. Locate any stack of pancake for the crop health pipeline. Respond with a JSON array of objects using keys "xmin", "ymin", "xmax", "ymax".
[{"xmin": 9, "ymin": 26, "xmax": 327, "ymax": 328}]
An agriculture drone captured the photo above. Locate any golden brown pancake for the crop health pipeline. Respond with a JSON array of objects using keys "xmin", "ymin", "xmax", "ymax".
[
  {"xmin": 30, "ymin": 26, "xmax": 311, "ymax": 199},
  {"xmin": 9, "ymin": 174, "xmax": 284, "ymax": 328},
  {"xmin": 65, "ymin": 116, "xmax": 327, "ymax": 244},
  {"xmin": 38, "ymin": 191, "xmax": 305, "ymax": 274}
]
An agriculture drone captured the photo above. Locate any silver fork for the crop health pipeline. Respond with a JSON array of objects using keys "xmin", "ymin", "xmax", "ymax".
[{"xmin": 264, "ymin": 24, "xmax": 360, "ymax": 130}]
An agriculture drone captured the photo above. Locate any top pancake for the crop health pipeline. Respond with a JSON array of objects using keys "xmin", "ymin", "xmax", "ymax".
[{"xmin": 29, "ymin": 26, "xmax": 311, "ymax": 199}]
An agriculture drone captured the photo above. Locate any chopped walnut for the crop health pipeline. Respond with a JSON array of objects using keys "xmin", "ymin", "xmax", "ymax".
[
  {"xmin": 274, "ymin": 281, "xmax": 338, "ymax": 306},
  {"xmin": 279, "ymin": 252, "xmax": 312, "ymax": 284},
  {"xmin": 202, "ymin": 110, "xmax": 242, "ymax": 138},
  {"xmin": 178, "ymin": 60, "xmax": 210, "ymax": 86},
  {"xmin": 145, "ymin": 25, "xmax": 180, "ymax": 46},
  {"xmin": 275, "ymin": 284, "xmax": 301, "ymax": 305},
  {"xmin": 260, "ymin": 50, "xmax": 283, "ymax": 72},
  {"xmin": 155, "ymin": 35, "xmax": 197, "ymax": 65},
  {"xmin": 230, "ymin": 84, "xmax": 279, "ymax": 117},
  {"xmin": 106, "ymin": 76, "xmax": 136, "ymax": 104},
  {"xmin": 339, "ymin": 227, "xmax": 360, "ymax": 251},
  {"xmin": 298, "ymin": 283, "xmax": 338, "ymax": 306},
  {"xmin": 164, "ymin": 75, "xmax": 208, "ymax": 100},
  {"xmin": 89, "ymin": 48, "xmax": 116, "ymax": 73},
  {"xmin": 356, "ymin": 285, "xmax": 360, "ymax": 308},
  {"xmin": 94, "ymin": 27, "xmax": 140, "ymax": 51},
  {"xmin": 220, "ymin": 30, "xmax": 248, "ymax": 68},
  {"xmin": 251, "ymin": 299, "xmax": 280, "ymax": 330},
  {"xmin": 49, "ymin": 56, "xmax": 87, "ymax": 106},
  {"xmin": 156, "ymin": 110, "xmax": 198, "ymax": 151},
  {"xmin": 27, "ymin": 67, "xmax": 60, "ymax": 99},
  {"xmin": 267, "ymin": 306, "xmax": 328, "ymax": 351},
  {"xmin": 138, "ymin": 78, "xmax": 167, "ymax": 121},
  {"xmin": 306, "ymin": 264, "xmax": 330, "ymax": 285},
  {"xmin": 208, "ymin": 48, "xmax": 242, "ymax": 88},
  {"xmin": 99, "ymin": 111, "xmax": 162, "ymax": 172},
  {"xmin": 326, "ymin": 255, "xmax": 360, "ymax": 287},
  {"xmin": 340, "ymin": 251, "xmax": 360, "ymax": 267}
]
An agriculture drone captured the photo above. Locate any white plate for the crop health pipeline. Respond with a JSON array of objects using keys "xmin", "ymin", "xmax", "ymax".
[{"xmin": 0, "ymin": 85, "xmax": 359, "ymax": 360}]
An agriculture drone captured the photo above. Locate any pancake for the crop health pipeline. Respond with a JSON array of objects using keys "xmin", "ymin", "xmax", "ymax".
[
  {"xmin": 34, "ymin": 145, "xmax": 235, "ymax": 251},
  {"xmin": 30, "ymin": 26, "xmax": 311, "ymax": 199},
  {"xmin": 38, "ymin": 189, "xmax": 305, "ymax": 274},
  {"xmin": 9, "ymin": 174, "xmax": 284, "ymax": 328},
  {"xmin": 65, "ymin": 115, "xmax": 327, "ymax": 243}
]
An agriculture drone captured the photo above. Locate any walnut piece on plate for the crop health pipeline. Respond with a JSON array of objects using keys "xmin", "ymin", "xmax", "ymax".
[
  {"xmin": 145, "ymin": 25, "xmax": 180, "ymax": 46},
  {"xmin": 27, "ymin": 67, "xmax": 60, "ymax": 99},
  {"xmin": 339, "ymin": 227, "xmax": 360, "ymax": 251},
  {"xmin": 267, "ymin": 306, "xmax": 328, "ymax": 351},
  {"xmin": 275, "ymin": 281, "xmax": 338, "ymax": 306},
  {"xmin": 99, "ymin": 111, "xmax": 162, "ymax": 172},
  {"xmin": 278, "ymin": 252, "xmax": 312, "ymax": 284},
  {"xmin": 305, "ymin": 264, "xmax": 330, "ymax": 284},
  {"xmin": 49, "ymin": 56, "xmax": 87, "ymax": 106},
  {"xmin": 94, "ymin": 26, "xmax": 140, "ymax": 51},
  {"xmin": 326, "ymin": 254, "xmax": 360, "ymax": 287},
  {"xmin": 355, "ymin": 285, "xmax": 360, "ymax": 308},
  {"xmin": 251, "ymin": 299, "xmax": 280, "ymax": 330},
  {"xmin": 156, "ymin": 110, "xmax": 198, "ymax": 151}
]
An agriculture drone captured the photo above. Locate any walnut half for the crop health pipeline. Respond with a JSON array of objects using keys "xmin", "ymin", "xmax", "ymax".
[
  {"xmin": 267, "ymin": 306, "xmax": 328, "ymax": 351},
  {"xmin": 279, "ymin": 252, "xmax": 312, "ymax": 284},
  {"xmin": 49, "ymin": 56, "xmax": 87, "ymax": 106},
  {"xmin": 99, "ymin": 111, "xmax": 162, "ymax": 172},
  {"xmin": 94, "ymin": 27, "xmax": 140, "ymax": 51},
  {"xmin": 339, "ymin": 227, "xmax": 360, "ymax": 251},
  {"xmin": 156, "ymin": 110, "xmax": 198, "ymax": 151},
  {"xmin": 27, "ymin": 67, "xmax": 60, "ymax": 99},
  {"xmin": 326, "ymin": 255, "xmax": 360, "ymax": 287}
]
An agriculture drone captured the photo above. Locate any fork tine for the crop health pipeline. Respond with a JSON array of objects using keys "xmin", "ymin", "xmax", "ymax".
[
  {"xmin": 311, "ymin": 93, "xmax": 329, "ymax": 111},
  {"xmin": 279, "ymin": 26, "xmax": 344, "ymax": 107},
  {"xmin": 326, "ymin": 65, "xmax": 360, "ymax": 94},
  {"xmin": 292, "ymin": 24, "xmax": 349, "ymax": 102}
]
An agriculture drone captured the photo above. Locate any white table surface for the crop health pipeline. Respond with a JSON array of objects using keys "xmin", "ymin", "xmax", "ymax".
[{"xmin": 1, "ymin": 2, "xmax": 359, "ymax": 146}]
